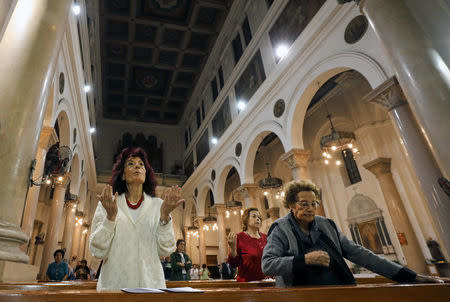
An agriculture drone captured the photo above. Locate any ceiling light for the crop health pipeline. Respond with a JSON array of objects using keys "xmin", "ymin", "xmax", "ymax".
[
  {"xmin": 336, "ymin": 160, "xmax": 341, "ymax": 166},
  {"xmin": 237, "ymin": 100, "xmax": 246, "ymax": 111},
  {"xmin": 275, "ymin": 44, "xmax": 289, "ymax": 59},
  {"xmin": 89, "ymin": 127, "xmax": 96, "ymax": 134},
  {"xmin": 211, "ymin": 137, "xmax": 218, "ymax": 145},
  {"xmin": 57, "ymin": 176, "xmax": 63, "ymax": 182},
  {"xmin": 84, "ymin": 84, "xmax": 91, "ymax": 93},
  {"xmin": 72, "ymin": 4, "xmax": 81, "ymax": 15}
]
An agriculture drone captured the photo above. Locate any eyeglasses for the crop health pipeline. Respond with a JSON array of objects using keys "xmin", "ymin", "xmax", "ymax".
[{"xmin": 295, "ymin": 201, "xmax": 320, "ymax": 208}]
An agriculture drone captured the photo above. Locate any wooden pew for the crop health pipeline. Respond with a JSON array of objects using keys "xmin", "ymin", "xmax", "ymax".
[{"xmin": 0, "ymin": 284, "xmax": 448, "ymax": 302}]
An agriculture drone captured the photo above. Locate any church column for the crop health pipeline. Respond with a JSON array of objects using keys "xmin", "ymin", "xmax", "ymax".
[
  {"xmin": 237, "ymin": 184, "xmax": 259, "ymax": 209},
  {"xmin": 364, "ymin": 77, "xmax": 450, "ymax": 259},
  {"xmin": 39, "ymin": 174, "xmax": 70, "ymax": 279},
  {"xmin": 70, "ymin": 211, "xmax": 83, "ymax": 261},
  {"xmin": 184, "ymin": 226, "xmax": 191, "ymax": 257},
  {"xmin": 78, "ymin": 224, "xmax": 89, "ymax": 260},
  {"xmin": 280, "ymin": 149, "xmax": 325, "ymax": 216},
  {"xmin": 61, "ymin": 200, "xmax": 77, "ymax": 261},
  {"xmin": 22, "ymin": 126, "xmax": 58, "ymax": 254},
  {"xmin": 0, "ymin": 0, "xmax": 72, "ymax": 263},
  {"xmin": 359, "ymin": 0, "xmax": 450, "ymax": 176},
  {"xmin": 197, "ymin": 217, "xmax": 206, "ymax": 265},
  {"xmin": 215, "ymin": 204, "xmax": 228, "ymax": 263},
  {"xmin": 280, "ymin": 148, "xmax": 311, "ymax": 180},
  {"xmin": 363, "ymin": 158, "xmax": 427, "ymax": 273}
]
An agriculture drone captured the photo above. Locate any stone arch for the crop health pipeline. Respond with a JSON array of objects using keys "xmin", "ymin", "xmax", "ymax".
[
  {"xmin": 285, "ymin": 52, "xmax": 388, "ymax": 151},
  {"xmin": 242, "ymin": 121, "xmax": 288, "ymax": 184},
  {"xmin": 183, "ymin": 198, "xmax": 197, "ymax": 227},
  {"xmin": 347, "ymin": 193, "xmax": 382, "ymax": 224},
  {"xmin": 52, "ymin": 102, "xmax": 74, "ymax": 148},
  {"xmin": 196, "ymin": 180, "xmax": 215, "ymax": 217},
  {"xmin": 215, "ymin": 157, "xmax": 242, "ymax": 207}
]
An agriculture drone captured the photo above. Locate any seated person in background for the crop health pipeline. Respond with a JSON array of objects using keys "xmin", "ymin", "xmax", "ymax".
[
  {"xmin": 262, "ymin": 180, "xmax": 447, "ymax": 287},
  {"xmin": 74, "ymin": 259, "xmax": 90, "ymax": 280},
  {"xmin": 190, "ymin": 264, "xmax": 200, "ymax": 280},
  {"xmin": 46, "ymin": 249, "xmax": 69, "ymax": 281},
  {"xmin": 170, "ymin": 239, "xmax": 192, "ymax": 281},
  {"xmin": 199, "ymin": 264, "xmax": 210, "ymax": 280},
  {"xmin": 227, "ymin": 208, "xmax": 267, "ymax": 282}
]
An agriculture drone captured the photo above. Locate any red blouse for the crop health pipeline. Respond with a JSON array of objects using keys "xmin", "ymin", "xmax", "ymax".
[{"xmin": 228, "ymin": 231, "xmax": 267, "ymax": 282}]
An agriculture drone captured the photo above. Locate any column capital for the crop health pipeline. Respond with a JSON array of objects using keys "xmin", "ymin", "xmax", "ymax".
[
  {"xmin": 279, "ymin": 149, "xmax": 311, "ymax": 170},
  {"xmin": 214, "ymin": 204, "xmax": 227, "ymax": 214},
  {"xmin": 363, "ymin": 77, "xmax": 407, "ymax": 111},
  {"xmin": 237, "ymin": 184, "xmax": 259, "ymax": 198},
  {"xmin": 38, "ymin": 126, "xmax": 58, "ymax": 150},
  {"xmin": 363, "ymin": 157, "xmax": 392, "ymax": 178}
]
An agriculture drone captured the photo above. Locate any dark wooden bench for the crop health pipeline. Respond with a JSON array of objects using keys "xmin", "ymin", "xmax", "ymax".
[{"xmin": 0, "ymin": 284, "xmax": 448, "ymax": 302}]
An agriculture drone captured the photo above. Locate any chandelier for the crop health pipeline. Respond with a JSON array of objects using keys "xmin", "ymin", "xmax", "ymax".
[
  {"xmin": 186, "ymin": 226, "xmax": 199, "ymax": 239},
  {"xmin": 203, "ymin": 205, "xmax": 218, "ymax": 231},
  {"xmin": 259, "ymin": 162, "xmax": 283, "ymax": 199},
  {"xmin": 225, "ymin": 192, "xmax": 243, "ymax": 218},
  {"xmin": 320, "ymin": 114, "xmax": 359, "ymax": 166}
]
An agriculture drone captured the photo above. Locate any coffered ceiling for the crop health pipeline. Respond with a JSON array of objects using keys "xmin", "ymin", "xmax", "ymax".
[{"xmin": 99, "ymin": 0, "xmax": 233, "ymax": 124}]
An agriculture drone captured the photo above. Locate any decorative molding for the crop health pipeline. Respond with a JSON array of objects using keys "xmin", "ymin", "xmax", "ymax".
[
  {"xmin": 363, "ymin": 157, "xmax": 392, "ymax": 177},
  {"xmin": 363, "ymin": 77, "xmax": 406, "ymax": 111},
  {"xmin": 38, "ymin": 126, "xmax": 58, "ymax": 150},
  {"xmin": 279, "ymin": 149, "xmax": 311, "ymax": 169}
]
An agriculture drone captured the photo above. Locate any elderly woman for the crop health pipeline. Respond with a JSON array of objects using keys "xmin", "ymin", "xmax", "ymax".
[
  {"xmin": 227, "ymin": 207, "xmax": 267, "ymax": 282},
  {"xmin": 262, "ymin": 180, "xmax": 445, "ymax": 286},
  {"xmin": 90, "ymin": 147, "xmax": 183, "ymax": 291}
]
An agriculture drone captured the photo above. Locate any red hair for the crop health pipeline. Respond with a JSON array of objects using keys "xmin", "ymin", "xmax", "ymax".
[{"xmin": 109, "ymin": 147, "xmax": 157, "ymax": 196}]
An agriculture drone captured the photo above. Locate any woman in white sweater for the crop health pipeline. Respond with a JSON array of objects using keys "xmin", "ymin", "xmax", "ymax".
[{"xmin": 90, "ymin": 147, "xmax": 184, "ymax": 291}]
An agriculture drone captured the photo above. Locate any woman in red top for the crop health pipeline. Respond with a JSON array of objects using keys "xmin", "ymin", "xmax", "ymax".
[{"xmin": 227, "ymin": 207, "xmax": 267, "ymax": 282}]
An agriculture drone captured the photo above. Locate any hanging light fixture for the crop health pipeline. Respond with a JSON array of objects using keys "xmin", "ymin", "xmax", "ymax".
[
  {"xmin": 187, "ymin": 225, "xmax": 199, "ymax": 238},
  {"xmin": 225, "ymin": 191, "xmax": 242, "ymax": 218},
  {"xmin": 320, "ymin": 114, "xmax": 359, "ymax": 166},
  {"xmin": 203, "ymin": 204, "xmax": 217, "ymax": 231},
  {"xmin": 258, "ymin": 162, "xmax": 283, "ymax": 189}
]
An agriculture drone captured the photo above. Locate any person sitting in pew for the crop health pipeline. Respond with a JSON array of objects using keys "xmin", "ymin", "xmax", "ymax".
[
  {"xmin": 262, "ymin": 180, "xmax": 447, "ymax": 287},
  {"xmin": 46, "ymin": 249, "xmax": 69, "ymax": 281},
  {"xmin": 90, "ymin": 147, "xmax": 183, "ymax": 291},
  {"xmin": 74, "ymin": 259, "xmax": 90, "ymax": 280},
  {"xmin": 170, "ymin": 239, "xmax": 192, "ymax": 281}
]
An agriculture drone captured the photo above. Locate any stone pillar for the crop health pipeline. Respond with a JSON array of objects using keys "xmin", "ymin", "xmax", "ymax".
[
  {"xmin": 78, "ymin": 224, "xmax": 89, "ymax": 260},
  {"xmin": 364, "ymin": 158, "xmax": 427, "ymax": 273},
  {"xmin": 359, "ymin": 0, "xmax": 450, "ymax": 177},
  {"xmin": 280, "ymin": 149, "xmax": 311, "ymax": 180},
  {"xmin": 215, "ymin": 204, "xmax": 228, "ymax": 263},
  {"xmin": 184, "ymin": 226, "xmax": 191, "ymax": 257},
  {"xmin": 364, "ymin": 77, "xmax": 450, "ymax": 259},
  {"xmin": 21, "ymin": 127, "xmax": 58, "ymax": 254},
  {"xmin": 237, "ymin": 184, "xmax": 259, "ymax": 209},
  {"xmin": 38, "ymin": 174, "xmax": 69, "ymax": 279},
  {"xmin": 0, "ymin": 0, "xmax": 72, "ymax": 263},
  {"xmin": 197, "ymin": 217, "xmax": 206, "ymax": 265},
  {"xmin": 61, "ymin": 200, "xmax": 77, "ymax": 260},
  {"xmin": 70, "ymin": 211, "xmax": 83, "ymax": 261}
]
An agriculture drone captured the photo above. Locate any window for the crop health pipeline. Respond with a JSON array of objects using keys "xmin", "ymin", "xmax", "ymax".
[
  {"xmin": 211, "ymin": 77, "xmax": 218, "ymax": 101},
  {"xmin": 201, "ymin": 100, "xmax": 206, "ymax": 119},
  {"xmin": 196, "ymin": 131, "xmax": 210, "ymax": 165},
  {"xmin": 242, "ymin": 17, "xmax": 252, "ymax": 46},
  {"xmin": 232, "ymin": 34, "xmax": 243, "ymax": 64},
  {"xmin": 218, "ymin": 66, "xmax": 224, "ymax": 90},
  {"xmin": 342, "ymin": 149, "xmax": 361, "ymax": 184},
  {"xmin": 184, "ymin": 131, "xmax": 189, "ymax": 148},
  {"xmin": 196, "ymin": 108, "xmax": 201, "ymax": 129}
]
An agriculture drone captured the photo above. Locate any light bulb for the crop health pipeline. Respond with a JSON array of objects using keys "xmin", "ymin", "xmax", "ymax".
[
  {"xmin": 322, "ymin": 152, "xmax": 327, "ymax": 157},
  {"xmin": 353, "ymin": 148, "xmax": 358, "ymax": 153},
  {"xmin": 237, "ymin": 100, "xmax": 246, "ymax": 111},
  {"xmin": 233, "ymin": 210, "xmax": 237, "ymax": 215},
  {"xmin": 72, "ymin": 4, "xmax": 81, "ymax": 15},
  {"xmin": 211, "ymin": 137, "xmax": 218, "ymax": 145},
  {"xmin": 240, "ymin": 209, "xmax": 244, "ymax": 215},
  {"xmin": 348, "ymin": 143, "xmax": 353, "ymax": 148},
  {"xmin": 327, "ymin": 154, "xmax": 331, "ymax": 159},
  {"xmin": 46, "ymin": 179, "xmax": 51, "ymax": 184},
  {"xmin": 275, "ymin": 44, "xmax": 289, "ymax": 59},
  {"xmin": 336, "ymin": 160, "xmax": 341, "ymax": 166},
  {"xmin": 263, "ymin": 191, "xmax": 268, "ymax": 196},
  {"xmin": 324, "ymin": 160, "xmax": 329, "ymax": 165},
  {"xmin": 58, "ymin": 176, "xmax": 63, "ymax": 182},
  {"xmin": 331, "ymin": 146, "xmax": 337, "ymax": 151}
]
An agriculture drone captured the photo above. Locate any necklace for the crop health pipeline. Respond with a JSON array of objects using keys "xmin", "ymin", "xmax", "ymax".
[{"xmin": 126, "ymin": 194, "xmax": 144, "ymax": 209}]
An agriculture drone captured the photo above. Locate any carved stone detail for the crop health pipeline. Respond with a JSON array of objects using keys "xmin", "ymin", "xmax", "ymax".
[
  {"xmin": 279, "ymin": 149, "xmax": 311, "ymax": 169},
  {"xmin": 363, "ymin": 77, "xmax": 407, "ymax": 111},
  {"xmin": 363, "ymin": 157, "xmax": 392, "ymax": 178}
]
